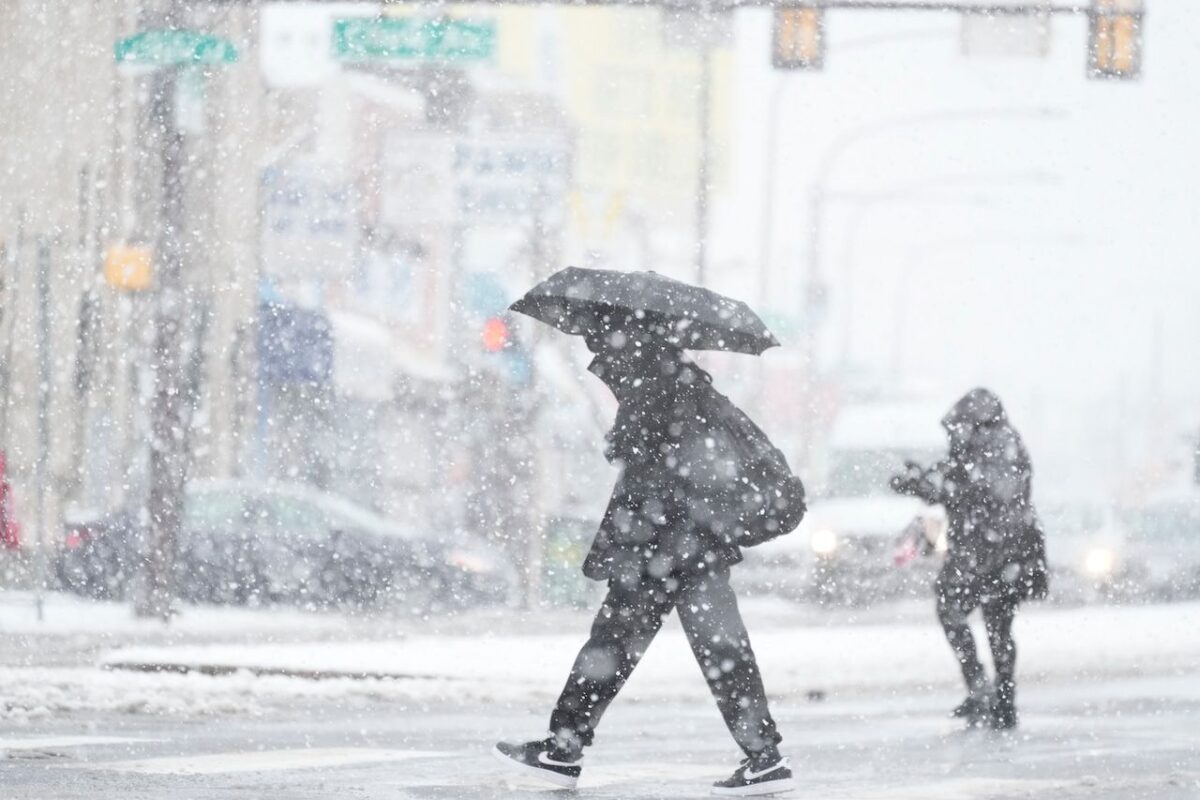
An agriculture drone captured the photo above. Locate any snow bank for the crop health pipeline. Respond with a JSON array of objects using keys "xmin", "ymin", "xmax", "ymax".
[
  {"xmin": 0, "ymin": 591, "xmax": 353, "ymax": 639},
  {"xmin": 4, "ymin": 596, "xmax": 1196, "ymax": 722},
  {"xmin": 98, "ymin": 602, "xmax": 1200, "ymax": 697}
]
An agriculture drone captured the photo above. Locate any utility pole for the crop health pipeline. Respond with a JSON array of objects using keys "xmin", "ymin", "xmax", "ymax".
[
  {"xmin": 138, "ymin": 1, "xmax": 190, "ymax": 620},
  {"xmin": 34, "ymin": 240, "xmax": 51, "ymax": 622},
  {"xmin": 520, "ymin": 179, "xmax": 557, "ymax": 609}
]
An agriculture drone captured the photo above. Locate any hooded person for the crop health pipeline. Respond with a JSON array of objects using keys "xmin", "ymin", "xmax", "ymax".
[
  {"xmin": 891, "ymin": 387, "xmax": 1048, "ymax": 730},
  {"xmin": 494, "ymin": 322, "xmax": 805, "ymax": 797}
]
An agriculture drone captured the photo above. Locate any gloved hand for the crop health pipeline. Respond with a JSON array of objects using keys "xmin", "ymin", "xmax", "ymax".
[{"xmin": 889, "ymin": 460, "xmax": 927, "ymax": 496}]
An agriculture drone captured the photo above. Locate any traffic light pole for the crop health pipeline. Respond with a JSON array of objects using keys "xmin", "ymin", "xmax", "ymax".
[{"xmin": 137, "ymin": 1, "xmax": 192, "ymax": 621}]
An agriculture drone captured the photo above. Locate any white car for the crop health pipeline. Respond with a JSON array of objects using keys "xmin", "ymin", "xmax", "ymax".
[
  {"xmin": 1045, "ymin": 496, "xmax": 1200, "ymax": 603},
  {"xmin": 740, "ymin": 495, "xmax": 946, "ymax": 604},
  {"xmin": 737, "ymin": 399, "xmax": 950, "ymax": 605}
]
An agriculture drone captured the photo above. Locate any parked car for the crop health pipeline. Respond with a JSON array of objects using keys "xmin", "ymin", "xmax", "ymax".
[{"xmin": 56, "ymin": 480, "xmax": 515, "ymax": 611}]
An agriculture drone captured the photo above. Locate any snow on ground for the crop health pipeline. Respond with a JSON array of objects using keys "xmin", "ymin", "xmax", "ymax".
[
  {"xmin": 0, "ymin": 591, "xmax": 356, "ymax": 640},
  {"xmin": 4, "ymin": 674, "xmax": 1198, "ymax": 799},
  {"xmin": 2, "ymin": 592, "xmax": 1197, "ymax": 723},
  {"xmin": 95, "ymin": 601, "xmax": 1200, "ymax": 701}
]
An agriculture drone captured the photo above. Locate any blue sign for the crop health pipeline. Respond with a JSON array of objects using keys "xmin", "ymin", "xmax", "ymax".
[{"xmin": 257, "ymin": 302, "xmax": 333, "ymax": 386}]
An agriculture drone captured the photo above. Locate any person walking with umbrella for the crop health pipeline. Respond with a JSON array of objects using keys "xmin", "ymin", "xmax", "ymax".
[{"xmin": 494, "ymin": 268, "xmax": 806, "ymax": 796}]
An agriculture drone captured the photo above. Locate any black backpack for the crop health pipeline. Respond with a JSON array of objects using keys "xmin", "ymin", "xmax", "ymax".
[
  {"xmin": 1014, "ymin": 514, "xmax": 1050, "ymax": 601},
  {"xmin": 691, "ymin": 391, "xmax": 807, "ymax": 548}
]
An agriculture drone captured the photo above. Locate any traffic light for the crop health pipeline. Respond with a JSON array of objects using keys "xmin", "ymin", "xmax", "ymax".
[
  {"xmin": 773, "ymin": 7, "xmax": 824, "ymax": 71},
  {"xmin": 481, "ymin": 317, "xmax": 509, "ymax": 353},
  {"xmin": 480, "ymin": 316, "xmax": 531, "ymax": 386},
  {"xmin": 103, "ymin": 243, "xmax": 154, "ymax": 291},
  {"xmin": 1088, "ymin": 0, "xmax": 1142, "ymax": 80}
]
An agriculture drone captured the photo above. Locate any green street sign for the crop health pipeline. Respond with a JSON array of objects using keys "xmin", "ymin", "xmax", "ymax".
[
  {"xmin": 332, "ymin": 17, "xmax": 496, "ymax": 63},
  {"xmin": 115, "ymin": 29, "xmax": 238, "ymax": 66}
]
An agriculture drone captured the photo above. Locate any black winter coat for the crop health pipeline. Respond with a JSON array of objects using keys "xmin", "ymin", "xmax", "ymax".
[
  {"xmin": 581, "ymin": 351, "xmax": 775, "ymax": 584},
  {"xmin": 896, "ymin": 388, "xmax": 1048, "ymax": 600}
]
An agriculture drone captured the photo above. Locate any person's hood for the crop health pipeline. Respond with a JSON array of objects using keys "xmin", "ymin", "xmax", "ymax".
[
  {"xmin": 586, "ymin": 339, "xmax": 695, "ymax": 403},
  {"xmin": 942, "ymin": 387, "xmax": 1006, "ymax": 432}
]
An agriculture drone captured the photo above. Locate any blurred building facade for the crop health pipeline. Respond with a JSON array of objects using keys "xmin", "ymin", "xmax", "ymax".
[
  {"xmin": 490, "ymin": 5, "xmax": 733, "ymax": 275},
  {"xmin": 0, "ymin": 2, "xmax": 735, "ymax": 594},
  {"xmin": 0, "ymin": 2, "xmax": 266, "ymax": 548}
]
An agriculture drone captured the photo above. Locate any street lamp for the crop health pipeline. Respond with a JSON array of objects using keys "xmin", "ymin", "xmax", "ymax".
[
  {"xmin": 778, "ymin": 106, "xmax": 1064, "ymax": 466},
  {"xmin": 756, "ymin": 27, "xmax": 954, "ymax": 308}
]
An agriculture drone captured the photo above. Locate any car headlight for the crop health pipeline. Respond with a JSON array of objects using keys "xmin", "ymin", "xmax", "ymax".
[
  {"xmin": 810, "ymin": 529, "xmax": 839, "ymax": 557},
  {"xmin": 1084, "ymin": 547, "xmax": 1116, "ymax": 578}
]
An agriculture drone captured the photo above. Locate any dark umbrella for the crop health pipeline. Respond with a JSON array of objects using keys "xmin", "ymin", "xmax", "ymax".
[{"xmin": 509, "ymin": 267, "xmax": 779, "ymax": 355}]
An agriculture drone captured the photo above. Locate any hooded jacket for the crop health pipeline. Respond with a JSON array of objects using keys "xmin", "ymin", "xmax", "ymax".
[
  {"xmin": 901, "ymin": 388, "xmax": 1048, "ymax": 598},
  {"xmin": 581, "ymin": 343, "xmax": 781, "ymax": 583}
]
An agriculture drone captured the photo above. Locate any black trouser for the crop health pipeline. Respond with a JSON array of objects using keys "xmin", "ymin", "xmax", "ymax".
[
  {"xmin": 936, "ymin": 569, "xmax": 1018, "ymax": 710},
  {"xmin": 549, "ymin": 566, "xmax": 782, "ymax": 757}
]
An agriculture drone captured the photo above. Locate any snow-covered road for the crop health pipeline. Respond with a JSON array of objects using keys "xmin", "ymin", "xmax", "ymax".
[
  {"xmin": 2, "ymin": 593, "xmax": 1197, "ymax": 721},
  {"xmin": 2, "ymin": 593, "xmax": 1198, "ymax": 797},
  {"xmin": 2, "ymin": 673, "xmax": 1197, "ymax": 799}
]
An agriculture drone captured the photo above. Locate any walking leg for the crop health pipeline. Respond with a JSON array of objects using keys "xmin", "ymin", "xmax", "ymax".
[
  {"xmin": 676, "ymin": 568, "xmax": 782, "ymax": 757},
  {"xmin": 936, "ymin": 571, "xmax": 987, "ymax": 696},
  {"xmin": 548, "ymin": 578, "xmax": 673, "ymax": 750},
  {"xmin": 983, "ymin": 598, "xmax": 1018, "ymax": 728}
]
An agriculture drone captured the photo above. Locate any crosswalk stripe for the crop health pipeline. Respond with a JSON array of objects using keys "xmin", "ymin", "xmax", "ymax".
[
  {"xmin": 583, "ymin": 763, "xmax": 719, "ymax": 786},
  {"xmin": 0, "ymin": 736, "xmax": 152, "ymax": 750},
  {"xmin": 75, "ymin": 747, "xmax": 454, "ymax": 775}
]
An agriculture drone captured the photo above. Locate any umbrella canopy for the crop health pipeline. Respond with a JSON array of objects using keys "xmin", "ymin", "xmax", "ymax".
[{"xmin": 509, "ymin": 267, "xmax": 779, "ymax": 355}]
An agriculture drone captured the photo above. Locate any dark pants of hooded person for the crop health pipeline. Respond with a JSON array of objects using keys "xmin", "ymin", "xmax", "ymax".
[
  {"xmin": 936, "ymin": 570, "xmax": 1018, "ymax": 707},
  {"xmin": 549, "ymin": 565, "xmax": 782, "ymax": 757}
]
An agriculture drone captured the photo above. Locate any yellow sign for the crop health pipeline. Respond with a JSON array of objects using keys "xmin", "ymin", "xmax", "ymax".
[{"xmin": 104, "ymin": 244, "xmax": 153, "ymax": 291}]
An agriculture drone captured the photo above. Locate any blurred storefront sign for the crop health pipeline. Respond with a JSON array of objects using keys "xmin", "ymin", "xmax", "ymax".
[
  {"xmin": 260, "ymin": 162, "xmax": 357, "ymax": 300},
  {"xmin": 114, "ymin": 29, "xmax": 237, "ymax": 67},
  {"xmin": 260, "ymin": 3, "xmax": 373, "ymax": 88},
  {"xmin": 256, "ymin": 302, "xmax": 334, "ymax": 388},
  {"xmin": 332, "ymin": 16, "xmax": 496, "ymax": 63},
  {"xmin": 380, "ymin": 129, "xmax": 571, "ymax": 351},
  {"xmin": 261, "ymin": 8, "xmax": 493, "ymax": 87},
  {"xmin": 453, "ymin": 136, "xmax": 572, "ymax": 223},
  {"xmin": 382, "ymin": 133, "xmax": 571, "ymax": 227}
]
